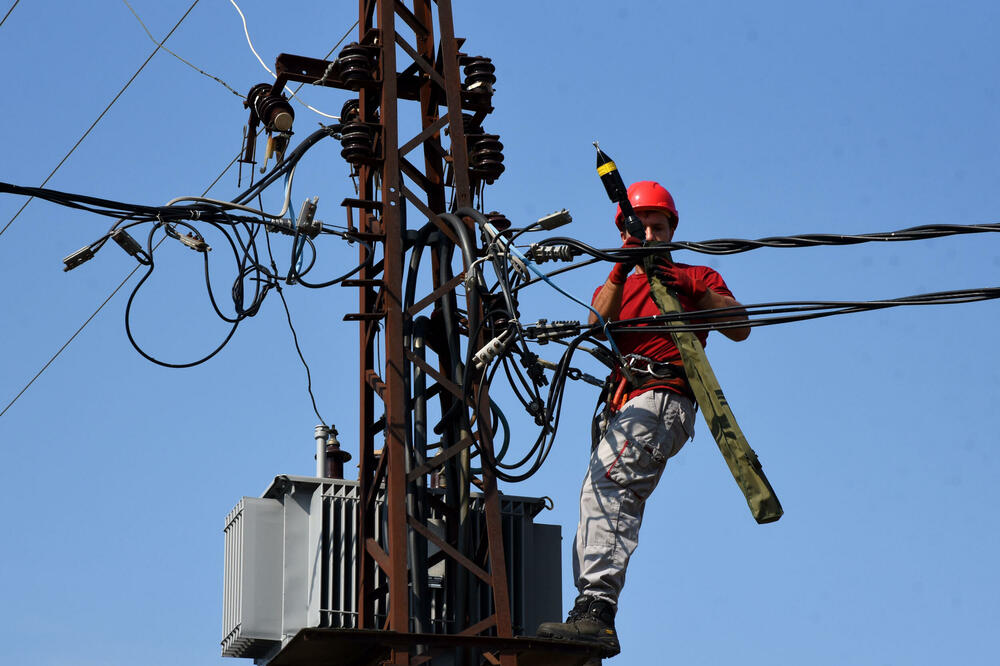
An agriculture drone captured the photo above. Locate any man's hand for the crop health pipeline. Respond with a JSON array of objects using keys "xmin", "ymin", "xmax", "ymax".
[
  {"xmin": 653, "ymin": 259, "xmax": 708, "ymax": 302},
  {"xmin": 608, "ymin": 235, "xmax": 642, "ymax": 285}
]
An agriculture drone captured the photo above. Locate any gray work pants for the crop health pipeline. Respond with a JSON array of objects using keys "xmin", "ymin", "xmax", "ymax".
[{"xmin": 572, "ymin": 389, "xmax": 695, "ymax": 606}]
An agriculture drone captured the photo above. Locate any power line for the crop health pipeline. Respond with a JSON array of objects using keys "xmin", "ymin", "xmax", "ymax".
[
  {"xmin": 0, "ymin": 152, "xmax": 240, "ymax": 421},
  {"xmin": 229, "ymin": 0, "xmax": 358, "ymax": 120},
  {"xmin": 122, "ymin": 0, "xmax": 242, "ymax": 98},
  {"xmin": 0, "ymin": 0, "xmax": 202, "ymax": 240},
  {"xmin": 0, "ymin": 0, "xmax": 20, "ymax": 29}
]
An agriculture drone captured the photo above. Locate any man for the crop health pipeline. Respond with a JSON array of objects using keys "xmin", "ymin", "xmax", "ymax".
[{"xmin": 536, "ymin": 181, "xmax": 750, "ymax": 656}]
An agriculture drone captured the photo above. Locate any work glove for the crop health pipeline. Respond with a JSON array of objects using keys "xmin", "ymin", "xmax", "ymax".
[
  {"xmin": 608, "ymin": 235, "xmax": 642, "ymax": 285},
  {"xmin": 653, "ymin": 259, "xmax": 708, "ymax": 302}
]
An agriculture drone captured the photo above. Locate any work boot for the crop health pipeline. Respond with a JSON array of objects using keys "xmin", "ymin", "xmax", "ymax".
[{"xmin": 536, "ymin": 595, "xmax": 620, "ymax": 657}]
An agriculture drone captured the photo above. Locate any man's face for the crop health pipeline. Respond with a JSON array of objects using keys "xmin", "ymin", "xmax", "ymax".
[{"xmin": 621, "ymin": 209, "xmax": 677, "ymax": 243}]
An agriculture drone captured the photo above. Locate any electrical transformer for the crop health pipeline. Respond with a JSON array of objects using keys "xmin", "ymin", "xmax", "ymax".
[{"xmin": 222, "ymin": 475, "xmax": 562, "ymax": 664}]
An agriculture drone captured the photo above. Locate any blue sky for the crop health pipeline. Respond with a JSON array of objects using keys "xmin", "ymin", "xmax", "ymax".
[{"xmin": 1, "ymin": 2, "xmax": 998, "ymax": 665}]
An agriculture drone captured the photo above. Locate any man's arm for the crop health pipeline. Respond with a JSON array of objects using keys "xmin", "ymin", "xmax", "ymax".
[
  {"xmin": 587, "ymin": 278, "xmax": 624, "ymax": 327},
  {"xmin": 655, "ymin": 263, "xmax": 751, "ymax": 342},
  {"xmin": 693, "ymin": 288, "xmax": 750, "ymax": 342}
]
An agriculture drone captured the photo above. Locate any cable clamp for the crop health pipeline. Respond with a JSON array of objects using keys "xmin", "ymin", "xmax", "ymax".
[
  {"xmin": 295, "ymin": 197, "xmax": 322, "ymax": 238},
  {"xmin": 63, "ymin": 245, "xmax": 96, "ymax": 272},
  {"xmin": 177, "ymin": 232, "xmax": 211, "ymax": 253}
]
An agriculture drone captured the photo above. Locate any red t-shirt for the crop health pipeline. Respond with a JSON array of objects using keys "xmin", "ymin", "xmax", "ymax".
[{"xmin": 592, "ymin": 264, "xmax": 736, "ymax": 398}]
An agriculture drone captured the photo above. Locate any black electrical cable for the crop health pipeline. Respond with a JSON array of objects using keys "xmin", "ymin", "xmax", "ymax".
[
  {"xmin": 0, "ymin": 0, "xmax": 203, "ymax": 239},
  {"xmin": 122, "ymin": 222, "xmax": 241, "ymax": 368},
  {"xmin": 533, "ymin": 220, "xmax": 1000, "ymax": 262},
  {"xmin": 264, "ymin": 230, "xmax": 328, "ymax": 426},
  {"xmin": 0, "ymin": 0, "xmax": 21, "ymax": 29},
  {"xmin": 605, "ymin": 286, "xmax": 1000, "ymax": 335}
]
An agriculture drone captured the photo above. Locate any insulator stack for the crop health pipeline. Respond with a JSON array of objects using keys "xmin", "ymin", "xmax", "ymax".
[
  {"xmin": 486, "ymin": 211, "xmax": 511, "ymax": 233},
  {"xmin": 462, "ymin": 57, "xmax": 496, "ymax": 94},
  {"xmin": 469, "ymin": 133, "xmax": 505, "ymax": 183},
  {"xmin": 338, "ymin": 42, "xmax": 374, "ymax": 85},
  {"xmin": 247, "ymin": 83, "xmax": 294, "ymax": 132},
  {"xmin": 460, "ymin": 114, "xmax": 504, "ymax": 183},
  {"xmin": 340, "ymin": 99, "xmax": 361, "ymax": 124},
  {"xmin": 340, "ymin": 122, "xmax": 374, "ymax": 163}
]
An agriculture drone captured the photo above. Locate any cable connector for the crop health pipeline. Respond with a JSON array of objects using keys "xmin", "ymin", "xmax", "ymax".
[
  {"xmin": 63, "ymin": 245, "xmax": 95, "ymax": 272},
  {"xmin": 520, "ymin": 351, "xmax": 549, "ymax": 387},
  {"xmin": 536, "ymin": 209, "xmax": 572, "ymax": 230},
  {"xmin": 473, "ymin": 331, "xmax": 510, "ymax": 370},
  {"xmin": 111, "ymin": 229, "xmax": 143, "ymax": 257},
  {"xmin": 523, "ymin": 319, "xmax": 582, "ymax": 343},
  {"xmin": 177, "ymin": 232, "xmax": 210, "ymax": 252},
  {"xmin": 528, "ymin": 243, "xmax": 578, "ymax": 263},
  {"xmin": 296, "ymin": 196, "xmax": 321, "ymax": 238},
  {"xmin": 535, "ymin": 357, "xmax": 604, "ymax": 387}
]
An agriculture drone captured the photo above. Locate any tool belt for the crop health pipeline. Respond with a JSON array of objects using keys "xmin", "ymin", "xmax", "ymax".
[
  {"xmin": 622, "ymin": 353, "xmax": 685, "ymax": 380},
  {"xmin": 591, "ymin": 354, "xmax": 692, "ymax": 448},
  {"xmin": 608, "ymin": 353, "xmax": 693, "ymax": 412}
]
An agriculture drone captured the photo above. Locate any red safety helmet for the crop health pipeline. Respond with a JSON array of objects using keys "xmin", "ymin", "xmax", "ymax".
[{"xmin": 615, "ymin": 181, "xmax": 679, "ymax": 230}]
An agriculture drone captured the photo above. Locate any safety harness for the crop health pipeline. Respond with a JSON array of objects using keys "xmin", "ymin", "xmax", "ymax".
[{"xmin": 608, "ymin": 353, "xmax": 692, "ymax": 412}]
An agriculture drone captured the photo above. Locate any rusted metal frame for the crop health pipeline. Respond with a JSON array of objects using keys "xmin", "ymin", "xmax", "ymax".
[
  {"xmin": 406, "ymin": 515, "xmax": 491, "ymax": 584},
  {"xmin": 365, "ymin": 369, "xmax": 386, "ymax": 398},
  {"xmin": 406, "ymin": 434, "xmax": 475, "ymax": 482},
  {"xmin": 459, "ymin": 614, "xmax": 498, "ymax": 637},
  {"xmin": 400, "ymin": 156, "xmax": 436, "ymax": 196},
  {"xmin": 363, "ymin": 0, "xmax": 376, "ymax": 32},
  {"xmin": 404, "ymin": 349, "xmax": 463, "ymax": 400},
  {"xmin": 406, "ymin": 272, "xmax": 465, "ymax": 317},
  {"xmin": 273, "ymin": 53, "xmax": 346, "ymax": 89},
  {"xmin": 463, "ymin": 256, "xmax": 517, "ymax": 656},
  {"xmin": 364, "ymin": 449, "xmax": 388, "ymax": 510},
  {"xmin": 376, "ymin": 0, "xmax": 411, "ymax": 642},
  {"xmin": 395, "ymin": 32, "xmax": 447, "ymax": 91},
  {"xmin": 439, "ymin": 0, "xmax": 518, "ymax": 636},
  {"xmin": 435, "ymin": 0, "xmax": 473, "ymax": 209},
  {"xmin": 364, "ymin": 415, "xmax": 389, "ymax": 509},
  {"xmin": 356, "ymin": 0, "xmax": 380, "ymax": 632},
  {"xmin": 399, "ymin": 184, "xmax": 460, "ymax": 244},
  {"xmin": 366, "ymin": 536, "xmax": 392, "ymax": 573},
  {"xmin": 393, "ymin": 1, "xmax": 429, "ymax": 39},
  {"xmin": 425, "ymin": 491, "xmax": 457, "ymax": 523},
  {"xmin": 474, "ymin": 413, "xmax": 516, "ymax": 655},
  {"xmin": 400, "ymin": 115, "xmax": 449, "ymax": 157},
  {"xmin": 482, "ymin": 653, "xmax": 502, "ymax": 666}
]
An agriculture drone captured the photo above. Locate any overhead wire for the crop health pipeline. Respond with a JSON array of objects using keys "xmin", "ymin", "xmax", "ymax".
[
  {"xmin": 606, "ymin": 287, "xmax": 1000, "ymax": 334},
  {"xmin": 0, "ymin": 0, "xmax": 20, "ymax": 29},
  {"xmin": 461, "ymin": 208, "xmax": 1000, "ymax": 482},
  {"xmin": 122, "ymin": 0, "xmax": 243, "ymax": 98},
  {"xmin": 534, "ymin": 220, "xmax": 1000, "ymax": 262},
  {"xmin": 264, "ymin": 226, "xmax": 328, "ymax": 427},
  {"xmin": 0, "ymin": 0, "xmax": 202, "ymax": 240},
  {"xmin": 0, "ymin": 152, "xmax": 241, "ymax": 421},
  {"xmin": 228, "ymin": 0, "xmax": 347, "ymax": 120}
]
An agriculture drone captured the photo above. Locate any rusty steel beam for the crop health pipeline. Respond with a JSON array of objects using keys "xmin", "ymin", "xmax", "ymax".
[{"xmin": 256, "ymin": 0, "xmax": 523, "ymax": 663}]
